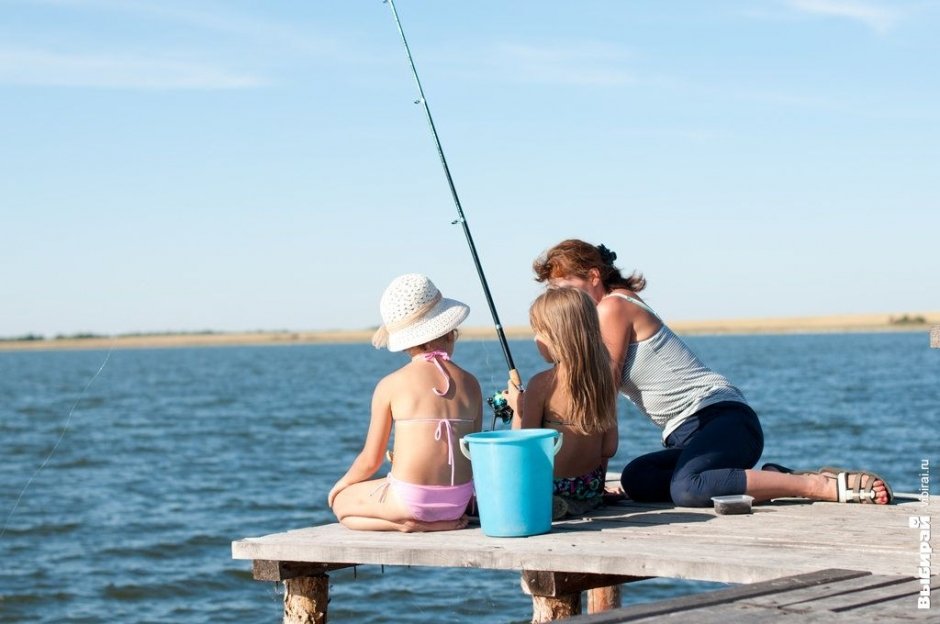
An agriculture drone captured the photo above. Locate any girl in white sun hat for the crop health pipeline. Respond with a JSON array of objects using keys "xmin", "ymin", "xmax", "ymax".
[{"xmin": 328, "ymin": 274, "xmax": 483, "ymax": 532}]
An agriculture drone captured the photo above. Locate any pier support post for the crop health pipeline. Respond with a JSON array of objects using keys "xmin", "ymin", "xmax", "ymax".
[
  {"xmin": 284, "ymin": 575, "xmax": 329, "ymax": 624},
  {"xmin": 587, "ymin": 585, "xmax": 621, "ymax": 613},
  {"xmin": 251, "ymin": 560, "xmax": 353, "ymax": 624},
  {"xmin": 931, "ymin": 325, "xmax": 940, "ymax": 348},
  {"xmin": 530, "ymin": 593, "xmax": 581, "ymax": 623},
  {"xmin": 522, "ymin": 570, "xmax": 646, "ymax": 622}
]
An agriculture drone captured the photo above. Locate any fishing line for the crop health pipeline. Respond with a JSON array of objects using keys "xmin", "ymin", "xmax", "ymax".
[
  {"xmin": 0, "ymin": 348, "xmax": 112, "ymax": 539},
  {"xmin": 384, "ymin": 0, "xmax": 521, "ymax": 395}
]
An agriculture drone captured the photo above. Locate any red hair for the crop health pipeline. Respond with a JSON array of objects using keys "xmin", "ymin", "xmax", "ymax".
[{"xmin": 533, "ymin": 239, "xmax": 646, "ymax": 292}]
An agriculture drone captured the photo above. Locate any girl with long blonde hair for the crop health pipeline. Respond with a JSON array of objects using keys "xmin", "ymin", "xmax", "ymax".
[{"xmin": 507, "ymin": 287, "xmax": 618, "ymax": 516}]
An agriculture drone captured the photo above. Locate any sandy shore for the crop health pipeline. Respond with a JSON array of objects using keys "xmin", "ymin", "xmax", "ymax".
[{"xmin": 2, "ymin": 311, "xmax": 939, "ymax": 352}]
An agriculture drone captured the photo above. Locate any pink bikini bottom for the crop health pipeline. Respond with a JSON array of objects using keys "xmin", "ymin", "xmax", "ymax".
[{"xmin": 386, "ymin": 474, "xmax": 474, "ymax": 523}]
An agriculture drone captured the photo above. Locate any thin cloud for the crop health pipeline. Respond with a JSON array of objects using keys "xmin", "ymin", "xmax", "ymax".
[
  {"xmin": 0, "ymin": 47, "xmax": 264, "ymax": 89},
  {"xmin": 495, "ymin": 42, "xmax": 635, "ymax": 86},
  {"xmin": 786, "ymin": 0, "xmax": 902, "ymax": 33},
  {"xmin": 24, "ymin": 0, "xmax": 346, "ymax": 58}
]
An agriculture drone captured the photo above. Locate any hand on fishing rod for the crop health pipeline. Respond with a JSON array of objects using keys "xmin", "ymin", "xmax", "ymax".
[{"xmin": 503, "ymin": 370, "xmax": 524, "ymax": 425}]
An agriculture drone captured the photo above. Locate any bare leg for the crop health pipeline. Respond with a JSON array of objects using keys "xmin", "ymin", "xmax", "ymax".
[
  {"xmin": 331, "ymin": 480, "xmax": 472, "ymax": 531},
  {"xmin": 330, "ymin": 479, "xmax": 412, "ymax": 528},
  {"xmin": 340, "ymin": 515, "xmax": 468, "ymax": 532},
  {"xmin": 401, "ymin": 515, "xmax": 469, "ymax": 532},
  {"xmin": 745, "ymin": 470, "xmax": 889, "ymax": 504}
]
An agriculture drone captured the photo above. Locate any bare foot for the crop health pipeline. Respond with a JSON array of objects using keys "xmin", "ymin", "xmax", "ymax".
[
  {"xmin": 399, "ymin": 515, "xmax": 469, "ymax": 532},
  {"xmin": 809, "ymin": 472, "xmax": 890, "ymax": 504}
]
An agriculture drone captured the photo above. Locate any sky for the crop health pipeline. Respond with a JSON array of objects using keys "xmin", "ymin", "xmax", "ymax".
[{"xmin": 1, "ymin": 0, "xmax": 938, "ymax": 337}]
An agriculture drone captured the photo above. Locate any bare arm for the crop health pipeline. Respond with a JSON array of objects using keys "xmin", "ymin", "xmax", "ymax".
[
  {"xmin": 511, "ymin": 371, "xmax": 549, "ymax": 430},
  {"xmin": 596, "ymin": 296, "xmax": 635, "ymax": 385},
  {"xmin": 328, "ymin": 378, "xmax": 394, "ymax": 507},
  {"xmin": 601, "ymin": 418, "xmax": 619, "ymax": 459},
  {"xmin": 469, "ymin": 375, "xmax": 484, "ymax": 433}
]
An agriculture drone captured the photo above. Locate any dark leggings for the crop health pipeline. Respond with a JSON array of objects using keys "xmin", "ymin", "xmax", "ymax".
[{"xmin": 620, "ymin": 401, "xmax": 764, "ymax": 507}]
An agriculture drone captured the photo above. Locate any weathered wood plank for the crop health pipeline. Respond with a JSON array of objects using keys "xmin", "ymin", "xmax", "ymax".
[
  {"xmin": 868, "ymin": 590, "xmax": 939, "ymax": 618},
  {"xmin": 521, "ymin": 571, "xmax": 645, "ymax": 597},
  {"xmin": 558, "ymin": 569, "xmax": 870, "ymax": 623},
  {"xmin": 630, "ymin": 602, "xmax": 913, "ymax": 623},
  {"xmin": 822, "ymin": 576, "xmax": 940, "ymax": 614},
  {"xmin": 252, "ymin": 560, "xmax": 353, "ymax": 581},
  {"xmin": 568, "ymin": 585, "xmax": 937, "ymax": 623},
  {"xmin": 743, "ymin": 574, "xmax": 912, "ymax": 608},
  {"xmin": 232, "ymin": 498, "xmax": 934, "ymax": 584},
  {"xmin": 808, "ymin": 580, "xmax": 932, "ymax": 614}
]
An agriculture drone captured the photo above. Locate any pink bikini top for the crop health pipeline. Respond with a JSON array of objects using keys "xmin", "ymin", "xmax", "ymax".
[
  {"xmin": 415, "ymin": 349, "xmax": 452, "ymax": 396},
  {"xmin": 397, "ymin": 350, "xmax": 472, "ymax": 485}
]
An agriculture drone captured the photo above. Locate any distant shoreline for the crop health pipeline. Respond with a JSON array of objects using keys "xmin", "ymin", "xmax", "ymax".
[{"xmin": 2, "ymin": 311, "xmax": 939, "ymax": 352}]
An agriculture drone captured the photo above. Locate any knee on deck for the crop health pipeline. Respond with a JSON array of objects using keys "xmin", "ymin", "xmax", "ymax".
[{"xmin": 669, "ymin": 475, "xmax": 714, "ymax": 508}]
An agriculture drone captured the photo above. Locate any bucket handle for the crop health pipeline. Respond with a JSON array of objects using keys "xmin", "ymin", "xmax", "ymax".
[{"xmin": 459, "ymin": 431, "xmax": 563, "ymax": 459}]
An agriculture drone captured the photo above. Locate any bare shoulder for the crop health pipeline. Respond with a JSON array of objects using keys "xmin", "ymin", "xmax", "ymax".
[
  {"xmin": 599, "ymin": 290, "xmax": 661, "ymax": 341},
  {"xmin": 375, "ymin": 365, "xmax": 411, "ymax": 394},
  {"xmin": 453, "ymin": 363, "xmax": 482, "ymax": 396},
  {"xmin": 601, "ymin": 291, "xmax": 659, "ymax": 323},
  {"xmin": 527, "ymin": 368, "xmax": 554, "ymax": 392}
]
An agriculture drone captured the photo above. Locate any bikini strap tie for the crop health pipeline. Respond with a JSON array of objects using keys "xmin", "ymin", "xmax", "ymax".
[
  {"xmin": 434, "ymin": 419, "xmax": 456, "ymax": 486},
  {"xmin": 421, "ymin": 350, "xmax": 452, "ymax": 396}
]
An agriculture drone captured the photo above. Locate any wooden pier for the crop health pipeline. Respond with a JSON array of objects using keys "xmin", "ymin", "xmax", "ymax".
[
  {"xmin": 564, "ymin": 568, "xmax": 939, "ymax": 623},
  {"xmin": 232, "ymin": 494, "xmax": 936, "ymax": 622}
]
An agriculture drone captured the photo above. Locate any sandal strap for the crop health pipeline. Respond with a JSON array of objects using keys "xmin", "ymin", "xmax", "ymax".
[{"xmin": 837, "ymin": 471, "xmax": 876, "ymax": 503}]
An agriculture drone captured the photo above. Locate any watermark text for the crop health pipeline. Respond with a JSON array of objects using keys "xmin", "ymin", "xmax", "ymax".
[{"xmin": 909, "ymin": 458, "xmax": 931, "ymax": 609}]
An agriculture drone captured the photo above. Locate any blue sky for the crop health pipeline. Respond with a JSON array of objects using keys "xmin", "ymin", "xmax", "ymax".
[{"xmin": 2, "ymin": 0, "xmax": 937, "ymax": 337}]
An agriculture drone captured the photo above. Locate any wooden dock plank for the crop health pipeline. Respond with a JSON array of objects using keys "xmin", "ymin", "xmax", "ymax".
[
  {"xmin": 742, "ymin": 574, "xmax": 912, "ymax": 608},
  {"xmin": 808, "ymin": 578, "xmax": 933, "ymax": 613},
  {"xmin": 870, "ymin": 591, "xmax": 939, "ymax": 619},
  {"xmin": 233, "ymin": 498, "xmax": 934, "ymax": 584},
  {"xmin": 556, "ymin": 569, "xmax": 869, "ymax": 623},
  {"xmin": 565, "ymin": 572, "xmax": 937, "ymax": 623}
]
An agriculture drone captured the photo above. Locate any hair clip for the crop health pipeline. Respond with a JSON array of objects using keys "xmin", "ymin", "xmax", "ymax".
[{"xmin": 596, "ymin": 244, "xmax": 618, "ymax": 266}]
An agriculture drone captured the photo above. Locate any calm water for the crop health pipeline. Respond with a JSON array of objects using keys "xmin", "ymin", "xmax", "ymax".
[{"xmin": 1, "ymin": 333, "xmax": 937, "ymax": 622}]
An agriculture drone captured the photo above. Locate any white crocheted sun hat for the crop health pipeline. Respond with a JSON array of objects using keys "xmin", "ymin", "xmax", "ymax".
[{"xmin": 372, "ymin": 274, "xmax": 470, "ymax": 352}]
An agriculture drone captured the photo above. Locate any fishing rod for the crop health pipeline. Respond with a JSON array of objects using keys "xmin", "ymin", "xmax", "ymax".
[{"xmin": 384, "ymin": 0, "xmax": 522, "ymax": 419}]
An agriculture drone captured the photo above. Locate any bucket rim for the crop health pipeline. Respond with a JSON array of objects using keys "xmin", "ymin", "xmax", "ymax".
[{"xmin": 462, "ymin": 429, "xmax": 559, "ymax": 444}]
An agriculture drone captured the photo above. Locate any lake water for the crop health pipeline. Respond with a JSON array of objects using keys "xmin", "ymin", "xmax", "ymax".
[{"xmin": 1, "ymin": 332, "xmax": 937, "ymax": 622}]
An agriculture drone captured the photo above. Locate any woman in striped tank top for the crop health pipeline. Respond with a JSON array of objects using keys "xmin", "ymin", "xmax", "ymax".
[{"xmin": 531, "ymin": 239, "xmax": 892, "ymax": 507}]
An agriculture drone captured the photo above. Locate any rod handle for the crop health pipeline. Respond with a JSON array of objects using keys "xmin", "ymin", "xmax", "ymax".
[{"xmin": 509, "ymin": 369, "xmax": 523, "ymax": 392}]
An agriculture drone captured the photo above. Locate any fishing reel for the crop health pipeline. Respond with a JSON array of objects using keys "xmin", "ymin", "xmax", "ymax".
[{"xmin": 487, "ymin": 391, "xmax": 514, "ymax": 428}]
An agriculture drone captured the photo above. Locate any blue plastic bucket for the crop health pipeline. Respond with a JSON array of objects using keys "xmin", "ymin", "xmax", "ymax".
[{"xmin": 459, "ymin": 429, "xmax": 563, "ymax": 537}]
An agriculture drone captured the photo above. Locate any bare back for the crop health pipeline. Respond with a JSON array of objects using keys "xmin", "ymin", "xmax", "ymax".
[
  {"xmin": 385, "ymin": 358, "xmax": 482, "ymax": 486},
  {"xmin": 523, "ymin": 369, "xmax": 617, "ymax": 479}
]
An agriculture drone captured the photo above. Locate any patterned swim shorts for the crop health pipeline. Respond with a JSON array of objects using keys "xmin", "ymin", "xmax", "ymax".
[{"xmin": 552, "ymin": 464, "xmax": 605, "ymax": 501}]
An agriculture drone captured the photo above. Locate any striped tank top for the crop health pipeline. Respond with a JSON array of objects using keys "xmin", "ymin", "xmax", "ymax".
[{"xmin": 606, "ymin": 293, "xmax": 748, "ymax": 440}]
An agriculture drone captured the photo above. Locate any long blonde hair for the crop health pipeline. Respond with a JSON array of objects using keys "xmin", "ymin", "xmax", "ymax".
[{"xmin": 529, "ymin": 287, "xmax": 617, "ymax": 435}]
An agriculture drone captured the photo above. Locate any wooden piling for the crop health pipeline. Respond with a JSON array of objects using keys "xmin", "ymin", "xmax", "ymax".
[
  {"xmin": 530, "ymin": 592, "xmax": 581, "ymax": 623},
  {"xmin": 587, "ymin": 585, "xmax": 622, "ymax": 613},
  {"xmin": 931, "ymin": 325, "xmax": 940, "ymax": 348},
  {"xmin": 251, "ymin": 560, "xmax": 352, "ymax": 624},
  {"xmin": 284, "ymin": 575, "xmax": 329, "ymax": 624},
  {"xmin": 521, "ymin": 571, "xmax": 642, "ymax": 622}
]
